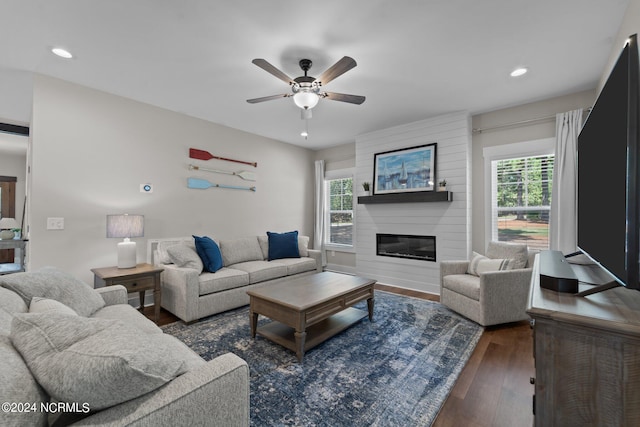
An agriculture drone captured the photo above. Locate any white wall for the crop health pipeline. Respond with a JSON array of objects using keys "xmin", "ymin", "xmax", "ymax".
[
  {"xmin": 355, "ymin": 111, "xmax": 472, "ymax": 294},
  {"xmin": 600, "ymin": 0, "xmax": 640, "ymax": 93},
  {"xmin": 29, "ymin": 75, "xmax": 314, "ymax": 284}
]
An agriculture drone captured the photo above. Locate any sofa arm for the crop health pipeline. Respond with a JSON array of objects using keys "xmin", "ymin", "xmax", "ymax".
[
  {"xmin": 95, "ymin": 285, "xmax": 128, "ymax": 306},
  {"xmin": 308, "ymin": 249, "xmax": 323, "ymax": 272},
  {"xmin": 74, "ymin": 353, "xmax": 250, "ymax": 427},
  {"xmin": 161, "ymin": 264, "xmax": 201, "ymax": 323}
]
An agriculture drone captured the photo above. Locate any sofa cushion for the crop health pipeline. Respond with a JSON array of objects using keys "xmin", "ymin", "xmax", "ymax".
[
  {"xmin": 220, "ymin": 237, "xmax": 263, "ymax": 266},
  {"xmin": 10, "ymin": 312, "xmax": 204, "ymax": 410},
  {"xmin": 232, "ymin": 261, "xmax": 288, "ymax": 284},
  {"xmin": 193, "ymin": 236, "xmax": 223, "ymax": 272},
  {"xmin": 259, "ymin": 234, "xmax": 309, "ymax": 259},
  {"xmin": 0, "ymin": 267, "xmax": 105, "ymax": 317},
  {"xmin": 29, "ymin": 297, "xmax": 78, "ymax": 316},
  {"xmin": 198, "ymin": 268, "xmax": 250, "ymax": 296},
  {"xmin": 270, "ymin": 257, "xmax": 317, "ymax": 275},
  {"xmin": 486, "ymin": 241, "xmax": 529, "ymax": 269},
  {"xmin": 467, "ymin": 252, "xmax": 513, "ymax": 276},
  {"xmin": 91, "ymin": 304, "xmax": 163, "ymax": 335},
  {"xmin": 443, "ymin": 274, "xmax": 481, "ymax": 301},
  {"xmin": 0, "ymin": 286, "xmax": 28, "ymax": 315},
  {"xmin": 168, "ymin": 242, "xmax": 204, "ymax": 272},
  {"xmin": 267, "ymin": 231, "xmax": 300, "ymax": 261},
  {"xmin": 0, "ymin": 335, "xmax": 49, "ymax": 427}
]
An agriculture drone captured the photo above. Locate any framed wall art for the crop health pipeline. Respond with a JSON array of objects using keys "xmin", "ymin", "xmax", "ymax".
[{"xmin": 373, "ymin": 143, "xmax": 437, "ymax": 195}]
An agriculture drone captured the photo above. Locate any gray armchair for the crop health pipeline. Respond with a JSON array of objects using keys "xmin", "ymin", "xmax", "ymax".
[{"xmin": 439, "ymin": 241, "xmax": 535, "ymax": 326}]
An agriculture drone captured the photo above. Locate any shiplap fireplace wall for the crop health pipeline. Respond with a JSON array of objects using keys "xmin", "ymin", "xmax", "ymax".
[{"xmin": 355, "ymin": 112, "xmax": 472, "ymax": 294}]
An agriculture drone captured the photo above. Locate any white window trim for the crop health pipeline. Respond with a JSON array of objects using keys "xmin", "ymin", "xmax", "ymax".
[
  {"xmin": 483, "ymin": 138, "xmax": 554, "ymax": 250},
  {"xmin": 324, "ymin": 167, "xmax": 356, "ymax": 253}
]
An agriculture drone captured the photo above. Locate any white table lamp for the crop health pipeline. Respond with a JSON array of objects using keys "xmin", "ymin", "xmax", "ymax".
[{"xmin": 106, "ymin": 214, "xmax": 144, "ymax": 268}]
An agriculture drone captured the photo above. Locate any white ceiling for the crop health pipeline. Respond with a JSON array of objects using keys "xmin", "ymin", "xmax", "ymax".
[{"xmin": 0, "ymin": 0, "xmax": 630, "ymax": 151}]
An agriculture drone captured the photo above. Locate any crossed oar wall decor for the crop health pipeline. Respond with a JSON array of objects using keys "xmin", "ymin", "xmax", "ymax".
[{"xmin": 187, "ymin": 148, "xmax": 258, "ymax": 192}]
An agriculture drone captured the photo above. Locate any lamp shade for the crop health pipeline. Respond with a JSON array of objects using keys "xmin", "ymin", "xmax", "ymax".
[
  {"xmin": 107, "ymin": 214, "xmax": 144, "ymax": 269},
  {"xmin": 0, "ymin": 217, "xmax": 18, "ymax": 240},
  {"xmin": 106, "ymin": 214, "xmax": 144, "ymax": 238},
  {"xmin": 0, "ymin": 217, "xmax": 18, "ymax": 230}
]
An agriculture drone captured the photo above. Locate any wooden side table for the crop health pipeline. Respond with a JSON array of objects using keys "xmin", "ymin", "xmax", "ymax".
[{"xmin": 91, "ymin": 263, "xmax": 164, "ymax": 324}]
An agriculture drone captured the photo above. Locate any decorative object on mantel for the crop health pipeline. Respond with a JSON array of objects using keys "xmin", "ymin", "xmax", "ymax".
[
  {"xmin": 0, "ymin": 217, "xmax": 19, "ymax": 240},
  {"xmin": 187, "ymin": 177, "xmax": 256, "ymax": 192},
  {"xmin": 189, "ymin": 148, "xmax": 257, "ymax": 168},
  {"xmin": 373, "ymin": 143, "xmax": 437, "ymax": 195},
  {"xmin": 106, "ymin": 214, "xmax": 144, "ymax": 269},
  {"xmin": 188, "ymin": 164, "xmax": 256, "ymax": 182},
  {"xmin": 362, "ymin": 181, "xmax": 371, "ymax": 195},
  {"xmin": 438, "ymin": 179, "xmax": 447, "ymax": 191}
]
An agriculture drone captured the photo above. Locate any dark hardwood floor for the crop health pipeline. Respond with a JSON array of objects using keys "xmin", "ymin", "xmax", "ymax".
[{"xmin": 143, "ymin": 283, "xmax": 534, "ymax": 426}]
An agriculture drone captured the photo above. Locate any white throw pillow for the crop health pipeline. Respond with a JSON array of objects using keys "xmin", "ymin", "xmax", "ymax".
[
  {"xmin": 467, "ymin": 252, "xmax": 513, "ymax": 276},
  {"xmin": 167, "ymin": 243, "xmax": 203, "ymax": 272}
]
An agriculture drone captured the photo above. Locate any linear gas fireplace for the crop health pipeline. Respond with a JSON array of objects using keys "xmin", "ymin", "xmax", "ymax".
[{"xmin": 376, "ymin": 234, "xmax": 436, "ymax": 262}]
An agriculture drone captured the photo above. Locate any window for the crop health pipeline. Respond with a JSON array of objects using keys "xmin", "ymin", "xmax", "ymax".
[
  {"xmin": 325, "ymin": 170, "xmax": 354, "ymax": 249},
  {"xmin": 484, "ymin": 138, "xmax": 555, "ymax": 251}
]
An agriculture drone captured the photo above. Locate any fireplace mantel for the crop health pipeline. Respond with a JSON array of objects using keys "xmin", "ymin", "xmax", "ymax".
[{"xmin": 357, "ymin": 191, "xmax": 452, "ymax": 204}]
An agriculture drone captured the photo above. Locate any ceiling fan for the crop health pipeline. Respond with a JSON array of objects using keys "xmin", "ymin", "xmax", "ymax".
[{"xmin": 246, "ymin": 56, "xmax": 365, "ymax": 118}]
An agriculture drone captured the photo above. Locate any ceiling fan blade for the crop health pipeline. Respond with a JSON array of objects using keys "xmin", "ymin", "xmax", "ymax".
[
  {"xmin": 246, "ymin": 94, "xmax": 291, "ymax": 104},
  {"xmin": 251, "ymin": 59, "xmax": 294, "ymax": 85},
  {"xmin": 317, "ymin": 56, "xmax": 357, "ymax": 85},
  {"xmin": 323, "ymin": 92, "xmax": 366, "ymax": 105}
]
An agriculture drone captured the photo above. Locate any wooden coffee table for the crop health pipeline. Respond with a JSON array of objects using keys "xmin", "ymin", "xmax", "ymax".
[{"xmin": 247, "ymin": 271, "xmax": 376, "ymax": 361}]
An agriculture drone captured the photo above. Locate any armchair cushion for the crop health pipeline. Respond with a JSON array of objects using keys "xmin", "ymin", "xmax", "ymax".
[
  {"xmin": 486, "ymin": 241, "xmax": 529, "ymax": 269},
  {"xmin": 442, "ymin": 274, "xmax": 480, "ymax": 300}
]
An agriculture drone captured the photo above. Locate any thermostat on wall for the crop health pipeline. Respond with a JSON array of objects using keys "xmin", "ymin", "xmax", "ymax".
[{"xmin": 140, "ymin": 184, "xmax": 153, "ymax": 193}]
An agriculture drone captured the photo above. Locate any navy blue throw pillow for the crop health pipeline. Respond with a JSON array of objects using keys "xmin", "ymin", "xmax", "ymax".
[
  {"xmin": 267, "ymin": 231, "xmax": 300, "ymax": 261},
  {"xmin": 193, "ymin": 235, "xmax": 223, "ymax": 273}
]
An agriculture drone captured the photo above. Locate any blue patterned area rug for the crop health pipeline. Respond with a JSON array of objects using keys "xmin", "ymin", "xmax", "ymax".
[{"xmin": 162, "ymin": 291, "xmax": 483, "ymax": 426}]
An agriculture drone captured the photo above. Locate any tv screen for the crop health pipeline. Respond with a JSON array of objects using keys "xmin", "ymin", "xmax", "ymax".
[{"xmin": 577, "ymin": 34, "xmax": 640, "ymax": 290}]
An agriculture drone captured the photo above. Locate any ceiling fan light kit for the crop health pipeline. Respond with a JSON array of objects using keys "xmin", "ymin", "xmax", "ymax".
[{"xmin": 247, "ymin": 56, "xmax": 365, "ymax": 122}]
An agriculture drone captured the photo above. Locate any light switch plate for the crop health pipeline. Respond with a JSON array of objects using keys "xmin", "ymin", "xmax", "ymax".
[{"xmin": 46, "ymin": 217, "xmax": 64, "ymax": 230}]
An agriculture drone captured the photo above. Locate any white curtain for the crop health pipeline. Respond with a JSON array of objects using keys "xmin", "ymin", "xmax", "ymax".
[
  {"xmin": 550, "ymin": 109, "xmax": 583, "ymax": 254},
  {"xmin": 314, "ymin": 160, "xmax": 327, "ymax": 266}
]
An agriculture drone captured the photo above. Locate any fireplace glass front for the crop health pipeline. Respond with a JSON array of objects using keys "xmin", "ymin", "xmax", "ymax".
[{"xmin": 376, "ymin": 234, "xmax": 436, "ymax": 262}]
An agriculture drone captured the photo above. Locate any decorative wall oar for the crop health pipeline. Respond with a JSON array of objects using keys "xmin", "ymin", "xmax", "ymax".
[
  {"xmin": 187, "ymin": 177, "xmax": 256, "ymax": 192},
  {"xmin": 188, "ymin": 164, "xmax": 256, "ymax": 181},
  {"xmin": 189, "ymin": 148, "xmax": 257, "ymax": 168}
]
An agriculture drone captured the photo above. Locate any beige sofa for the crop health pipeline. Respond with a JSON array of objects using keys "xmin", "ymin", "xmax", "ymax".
[
  {"xmin": 0, "ymin": 267, "xmax": 249, "ymax": 427},
  {"xmin": 148, "ymin": 235, "xmax": 322, "ymax": 323}
]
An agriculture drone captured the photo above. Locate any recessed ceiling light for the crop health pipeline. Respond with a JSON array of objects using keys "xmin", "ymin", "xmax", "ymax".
[
  {"xmin": 301, "ymin": 131, "xmax": 308, "ymax": 137},
  {"xmin": 510, "ymin": 67, "xmax": 528, "ymax": 77},
  {"xmin": 51, "ymin": 47, "xmax": 73, "ymax": 59}
]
